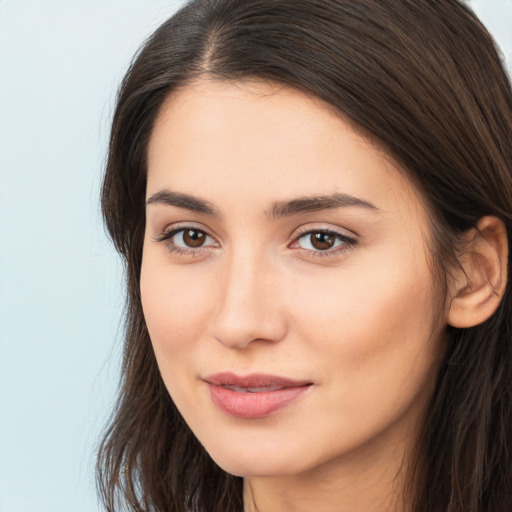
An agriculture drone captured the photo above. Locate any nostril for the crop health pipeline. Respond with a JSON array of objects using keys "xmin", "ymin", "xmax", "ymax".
[{"xmin": 211, "ymin": 309, "xmax": 287, "ymax": 349}]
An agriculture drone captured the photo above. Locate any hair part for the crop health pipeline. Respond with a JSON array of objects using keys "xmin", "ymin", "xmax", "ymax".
[{"xmin": 98, "ymin": 1, "xmax": 512, "ymax": 511}]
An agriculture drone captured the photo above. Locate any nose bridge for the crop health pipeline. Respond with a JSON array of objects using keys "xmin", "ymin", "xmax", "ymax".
[{"xmin": 211, "ymin": 245, "xmax": 286, "ymax": 349}]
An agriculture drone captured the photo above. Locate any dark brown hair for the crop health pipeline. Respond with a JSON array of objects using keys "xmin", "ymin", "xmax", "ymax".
[{"xmin": 98, "ymin": 1, "xmax": 512, "ymax": 511}]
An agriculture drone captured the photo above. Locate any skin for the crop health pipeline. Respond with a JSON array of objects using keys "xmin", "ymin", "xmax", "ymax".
[{"xmin": 141, "ymin": 79, "xmax": 449, "ymax": 512}]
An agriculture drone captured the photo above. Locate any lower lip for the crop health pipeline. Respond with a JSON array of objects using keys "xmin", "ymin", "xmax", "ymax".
[{"xmin": 207, "ymin": 383, "xmax": 311, "ymax": 418}]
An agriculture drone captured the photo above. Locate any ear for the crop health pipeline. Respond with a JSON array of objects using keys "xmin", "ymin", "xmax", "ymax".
[{"xmin": 447, "ymin": 216, "xmax": 508, "ymax": 328}]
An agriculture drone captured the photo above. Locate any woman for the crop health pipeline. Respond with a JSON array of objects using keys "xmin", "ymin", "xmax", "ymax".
[{"xmin": 97, "ymin": 1, "xmax": 512, "ymax": 511}]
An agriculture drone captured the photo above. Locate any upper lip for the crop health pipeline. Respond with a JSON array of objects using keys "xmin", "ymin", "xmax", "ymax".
[{"xmin": 203, "ymin": 372, "xmax": 312, "ymax": 388}]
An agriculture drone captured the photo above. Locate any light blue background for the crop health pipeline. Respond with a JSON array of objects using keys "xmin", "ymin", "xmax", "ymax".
[{"xmin": 0, "ymin": 1, "xmax": 510, "ymax": 511}]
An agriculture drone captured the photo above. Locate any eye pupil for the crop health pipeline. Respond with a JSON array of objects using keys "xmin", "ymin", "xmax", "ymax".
[
  {"xmin": 311, "ymin": 232, "xmax": 335, "ymax": 250},
  {"xmin": 183, "ymin": 229, "xmax": 205, "ymax": 247}
]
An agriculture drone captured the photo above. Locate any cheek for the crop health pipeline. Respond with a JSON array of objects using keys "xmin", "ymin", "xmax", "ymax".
[
  {"xmin": 289, "ymin": 255, "xmax": 436, "ymax": 345},
  {"xmin": 140, "ymin": 250, "xmax": 215, "ymax": 361},
  {"xmin": 286, "ymin": 250, "xmax": 441, "ymax": 405},
  {"xmin": 140, "ymin": 250, "xmax": 226, "ymax": 430}
]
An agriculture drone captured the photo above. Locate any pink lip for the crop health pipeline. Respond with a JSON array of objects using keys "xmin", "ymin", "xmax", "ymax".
[{"xmin": 203, "ymin": 372, "xmax": 312, "ymax": 418}]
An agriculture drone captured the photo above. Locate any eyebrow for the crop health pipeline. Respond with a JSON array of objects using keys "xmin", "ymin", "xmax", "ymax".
[
  {"xmin": 146, "ymin": 190, "xmax": 218, "ymax": 216},
  {"xmin": 146, "ymin": 189, "xmax": 378, "ymax": 218},
  {"xmin": 268, "ymin": 193, "xmax": 379, "ymax": 218}
]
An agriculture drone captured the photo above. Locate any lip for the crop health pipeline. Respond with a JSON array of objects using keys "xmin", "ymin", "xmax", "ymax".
[{"xmin": 203, "ymin": 372, "xmax": 313, "ymax": 418}]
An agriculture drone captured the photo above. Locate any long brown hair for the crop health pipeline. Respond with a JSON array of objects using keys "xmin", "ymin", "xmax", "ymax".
[{"xmin": 97, "ymin": 1, "xmax": 512, "ymax": 511}]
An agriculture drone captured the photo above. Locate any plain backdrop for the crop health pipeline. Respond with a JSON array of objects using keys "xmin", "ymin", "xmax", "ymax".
[{"xmin": 0, "ymin": 1, "xmax": 510, "ymax": 511}]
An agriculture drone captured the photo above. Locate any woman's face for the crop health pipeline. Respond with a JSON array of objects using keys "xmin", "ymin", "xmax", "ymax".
[{"xmin": 141, "ymin": 80, "xmax": 445, "ymax": 479}]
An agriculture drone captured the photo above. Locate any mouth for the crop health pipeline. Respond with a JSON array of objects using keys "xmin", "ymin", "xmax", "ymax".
[
  {"xmin": 221, "ymin": 385, "xmax": 286, "ymax": 393},
  {"xmin": 203, "ymin": 372, "xmax": 313, "ymax": 418}
]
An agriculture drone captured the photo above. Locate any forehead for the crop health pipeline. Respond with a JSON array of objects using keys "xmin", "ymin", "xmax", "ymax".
[{"xmin": 147, "ymin": 79, "xmax": 428, "ymax": 222}]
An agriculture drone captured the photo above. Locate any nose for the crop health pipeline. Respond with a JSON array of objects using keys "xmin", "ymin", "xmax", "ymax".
[{"xmin": 210, "ymin": 250, "xmax": 288, "ymax": 349}]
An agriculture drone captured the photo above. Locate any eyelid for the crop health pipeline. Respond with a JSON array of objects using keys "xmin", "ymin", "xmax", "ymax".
[
  {"xmin": 153, "ymin": 223, "xmax": 220, "ymax": 257},
  {"xmin": 153, "ymin": 222, "xmax": 217, "ymax": 242},
  {"xmin": 289, "ymin": 225, "xmax": 359, "ymax": 256},
  {"xmin": 291, "ymin": 223, "xmax": 358, "ymax": 243}
]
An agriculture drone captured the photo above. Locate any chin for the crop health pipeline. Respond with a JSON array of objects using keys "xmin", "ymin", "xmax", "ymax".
[
  {"xmin": 202, "ymin": 435, "xmax": 318, "ymax": 478},
  {"xmin": 213, "ymin": 455, "xmax": 301, "ymax": 479}
]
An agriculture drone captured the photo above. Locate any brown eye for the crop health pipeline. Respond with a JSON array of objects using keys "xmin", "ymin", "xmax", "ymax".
[
  {"xmin": 182, "ymin": 229, "xmax": 206, "ymax": 247},
  {"xmin": 294, "ymin": 229, "xmax": 356, "ymax": 255},
  {"xmin": 310, "ymin": 232, "xmax": 336, "ymax": 250},
  {"xmin": 158, "ymin": 227, "xmax": 218, "ymax": 252}
]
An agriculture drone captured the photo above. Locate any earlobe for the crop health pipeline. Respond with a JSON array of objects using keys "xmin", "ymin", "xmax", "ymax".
[{"xmin": 447, "ymin": 216, "xmax": 508, "ymax": 329}]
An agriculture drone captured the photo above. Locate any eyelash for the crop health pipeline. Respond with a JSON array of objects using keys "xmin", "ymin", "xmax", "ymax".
[
  {"xmin": 154, "ymin": 225, "xmax": 358, "ymax": 258},
  {"xmin": 154, "ymin": 224, "xmax": 216, "ymax": 257},
  {"xmin": 291, "ymin": 227, "xmax": 358, "ymax": 258}
]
